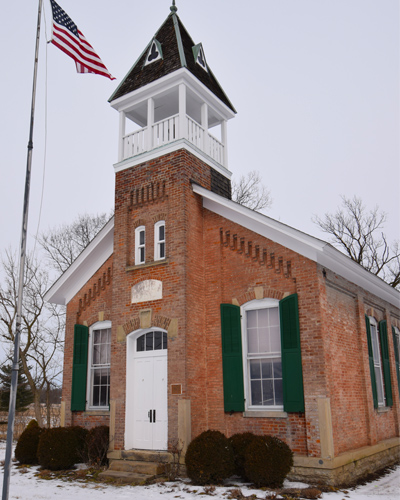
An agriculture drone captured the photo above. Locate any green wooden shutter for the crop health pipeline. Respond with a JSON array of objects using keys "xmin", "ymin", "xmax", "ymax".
[
  {"xmin": 365, "ymin": 316, "xmax": 378, "ymax": 409},
  {"xmin": 379, "ymin": 321, "xmax": 393, "ymax": 407},
  {"xmin": 392, "ymin": 326, "xmax": 400, "ymax": 396},
  {"xmin": 71, "ymin": 324, "xmax": 89, "ymax": 412},
  {"xmin": 220, "ymin": 304, "xmax": 245, "ymax": 412},
  {"xmin": 279, "ymin": 294, "xmax": 304, "ymax": 413}
]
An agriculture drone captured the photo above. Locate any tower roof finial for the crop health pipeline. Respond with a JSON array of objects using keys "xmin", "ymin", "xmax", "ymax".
[{"xmin": 170, "ymin": 0, "xmax": 177, "ymax": 13}]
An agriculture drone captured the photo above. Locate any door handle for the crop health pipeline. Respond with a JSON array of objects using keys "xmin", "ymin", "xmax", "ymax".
[
  {"xmin": 148, "ymin": 410, "xmax": 152, "ymax": 423},
  {"xmin": 153, "ymin": 409, "xmax": 156, "ymax": 423}
]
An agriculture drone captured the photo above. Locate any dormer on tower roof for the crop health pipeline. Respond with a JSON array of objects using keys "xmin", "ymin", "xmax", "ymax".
[
  {"xmin": 109, "ymin": 4, "xmax": 236, "ymax": 175},
  {"xmin": 109, "ymin": 9, "xmax": 235, "ymax": 112}
]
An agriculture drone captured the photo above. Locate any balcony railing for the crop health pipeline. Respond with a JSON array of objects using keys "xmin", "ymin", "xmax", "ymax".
[{"xmin": 121, "ymin": 114, "xmax": 224, "ymax": 166}]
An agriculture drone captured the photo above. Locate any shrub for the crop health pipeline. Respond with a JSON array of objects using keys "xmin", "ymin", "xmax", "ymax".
[
  {"xmin": 15, "ymin": 420, "xmax": 43, "ymax": 465},
  {"xmin": 86, "ymin": 425, "xmax": 109, "ymax": 466},
  {"xmin": 229, "ymin": 432, "xmax": 258, "ymax": 479},
  {"xmin": 244, "ymin": 435, "xmax": 293, "ymax": 488},
  {"xmin": 185, "ymin": 430, "xmax": 235, "ymax": 485},
  {"xmin": 26, "ymin": 419, "xmax": 39, "ymax": 430},
  {"xmin": 37, "ymin": 426, "xmax": 88, "ymax": 471}
]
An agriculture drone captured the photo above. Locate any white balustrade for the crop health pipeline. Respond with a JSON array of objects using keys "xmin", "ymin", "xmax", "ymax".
[
  {"xmin": 153, "ymin": 115, "xmax": 179, "ymax": 147},
  {"xmin": 122, "ymin": 114, "xmax": 225, "ymax": 166},
  {"xmin": 187, "ymin": 116, "xmax": 204, "ymax": 149},
  {"xmin": 123, "ymin": 128, "xmax": 147, "ymax": 158},
  {"xmin": 208, "ymin": 133, "xmax": 224, "ymax": 164}
]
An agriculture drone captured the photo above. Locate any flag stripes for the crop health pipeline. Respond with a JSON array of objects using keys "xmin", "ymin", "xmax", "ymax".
[{"xmin": 50, "ymin": 0, "xmax": 115, "ymax": 80}]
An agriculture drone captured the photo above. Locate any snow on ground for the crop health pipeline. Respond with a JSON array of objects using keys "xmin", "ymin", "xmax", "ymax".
[{"xmin": 1, "ymin": 441, "xmax": 399, "ymax": 500}]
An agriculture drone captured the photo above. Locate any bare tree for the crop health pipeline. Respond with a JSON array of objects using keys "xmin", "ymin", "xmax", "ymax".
[
  {"xmin": 38, "ymin": 212, "xmax": 112, "ymax": 275},
  {"xmin": 314, "ymin": 196, "xmax": 400, "ymax": 289},
  {"xmin": 232, "ymin": 170, "xmax": 272, "ymax": 212},
  {"xmin": 0, "ymin": 250, "xmax": 64, "ymax": 426}
]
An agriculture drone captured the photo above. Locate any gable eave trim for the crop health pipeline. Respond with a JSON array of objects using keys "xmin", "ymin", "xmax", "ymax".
[
  {"xmin": 44, "ymin": 217, "xmax": 115, "ymax": 306},
  {"xmin": 192, "ymin": 184, "xmax": 400, "ymax": 308}
]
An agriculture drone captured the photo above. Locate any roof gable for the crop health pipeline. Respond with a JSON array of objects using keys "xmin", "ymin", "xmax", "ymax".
[
  {"xmin": 45, "ymin": 187, "xmax": 400, "ymax": 309},
  {"xmin": 109, "ymin": 12, "xmax": 235, "ymax": 113}
]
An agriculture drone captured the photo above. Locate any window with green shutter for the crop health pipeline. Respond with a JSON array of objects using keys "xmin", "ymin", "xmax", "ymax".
[
  {"xmin": 379, "ymin": 321, "xmax": 393, "ymax": 407},
  {"xmin": 220, "ymin": 304, "xmax": 245, "ymax": 412},
  {"xmin": 392, "ymin": 326, "xmax": 400, "ymax": 396},
  {"xmin": 71, "ymin": 324, "xmax": 89, "ymax": 412},
  {"xmin": 220, "ymin": 294, "xmax": 304, "ymax": 414},
  {"xmin": 366, "ymin": 316, "xmax": 387, "ymax": 408},
  {"xmin": 279, "ymin": 294, "xmax": 305, "ymax": 413}
]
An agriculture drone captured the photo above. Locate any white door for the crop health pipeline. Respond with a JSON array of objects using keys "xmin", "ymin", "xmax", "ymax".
[{"xmin": 126, "ymin": 330, "xmax": 168, "ymax": 450}]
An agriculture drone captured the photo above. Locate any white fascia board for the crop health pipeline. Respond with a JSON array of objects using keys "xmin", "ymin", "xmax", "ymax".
[
  {"xmin": 44, "ymin": 218, "xmax": 115, "ymax": 306},
  {"xmin": 193, "ymin": 184, "xmax": 325, "ymax": 260},
  {"xmin": 110, "ymin": 68, "xmax": 236, "ymax": 121},
  {"xmin": 114, "ymin": 138, "xmax": 233, "ymax": 180},
  {"xmin": 193, "ymin": 184, "xmax": 400, "ymax": 308}
]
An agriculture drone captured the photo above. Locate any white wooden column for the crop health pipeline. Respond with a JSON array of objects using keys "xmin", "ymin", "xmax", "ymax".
[
  {"xmin": 179, "ymin": 83, "xmax": 187, "ymax": 139},
  {"xmin": 201, "ymin": 103, "xmax": 209, "ymax": 155},
  {"xmin": 221, "ymin": 120, "xmax": 228, "ymax": 167},
  {"xmin": 147, "ymin": 97, "xmax": 155, "ymax": 151},
  {"xmin": 118, "ymin": 111, "xmax": 126, "ymax": 162}
]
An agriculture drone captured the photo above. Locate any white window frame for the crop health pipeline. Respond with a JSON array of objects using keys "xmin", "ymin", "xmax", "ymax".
[
  {"xmin": 393, "ymin": 325, "xmax": 400, "ymax": 387},
  {"xmin": 135, "ymin": 226, "xmax": 146, "ymax": 265},
  {"xmin": 369, "ymin": 317, "xmax": 386, "ymax": 407},
  {"xmin": 154, "ymin": 220, "xmax": 166, "ymax": 261},
  {"xmin": 394, "ymin": 326, "xmax": 400, "ymax": 364},
  {"xmin": 86, "ymin": 321, "xmax": 111, "ymax": 410},
  {"xmin": 241, "ymin": 298, "xmax": 283, "ymax": 411}
]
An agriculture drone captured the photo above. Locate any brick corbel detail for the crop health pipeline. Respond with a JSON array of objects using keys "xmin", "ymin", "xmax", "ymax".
[
  {"xmin": 220, "ymin": 228, "xmax": 295, "ymax": 280},
  {"xmin": 129, "ymin": 181, "xmax": 167, "ymax": 209},
  {"xmin": 77, "ymin": 266, "xmax": 112, "ymax": 318}
]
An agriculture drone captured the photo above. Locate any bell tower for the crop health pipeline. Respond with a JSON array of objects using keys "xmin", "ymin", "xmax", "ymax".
[
  {"xmin": 109, "ymin": 2, "xmax": 236, "ymax": 184},
  {"xmin": 108, "ymin": 3, "xmax": 237, "ymax": 452}
]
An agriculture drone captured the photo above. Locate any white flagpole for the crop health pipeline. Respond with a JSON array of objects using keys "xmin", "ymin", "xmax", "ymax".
[{"xmin": 1, "ymin": 0, "xmax": 43, "ymax": 499}]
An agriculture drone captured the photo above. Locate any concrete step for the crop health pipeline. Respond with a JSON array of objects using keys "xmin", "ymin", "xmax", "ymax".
[
  {"xmin": 120, "ymin": 449, "xmax": 171, "ymax": 463},
  {"xmin": 98, "ymin": 470, "xmax": 153, "ymax": 485},
  {"xmin": 108, "ymin": 459, "xmax": 165, "ymax": 475}
]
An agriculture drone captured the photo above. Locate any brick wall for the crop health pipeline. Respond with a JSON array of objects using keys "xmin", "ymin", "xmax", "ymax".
[
  {"xmin": 63, "ymin": 255, "xmax": 113, "ymax": 429},
  {"xmin": 62, "ymin": 147, "xmax": 399, "ymax": 460}
]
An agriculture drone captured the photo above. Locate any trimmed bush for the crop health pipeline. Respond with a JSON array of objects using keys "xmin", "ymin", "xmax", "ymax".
[
  {"xmin": 15, "ymin": 420, "xmax": 43, "ymax": 465},
  {"xmin": 86, "ymin": 425, "xmax": 109, "ymax": 466},
  {"xmin": 229, "ymin": 432, "xmax": 258, "ymax": 479},
  {"xmin": 244, "ymin": 435, "xmax": 293, "ymax": 488},
  {"xmin": 185, "ymin": 430, "xmax": 235, "ymax": 485},
  {"xmin": 37, "ymin": 426, "xmax": 88, "ymax": 470}
]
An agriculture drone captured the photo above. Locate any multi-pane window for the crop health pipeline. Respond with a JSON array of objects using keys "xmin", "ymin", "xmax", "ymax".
[
  {"xmin": 136, "ymin": 330, "xmax": 168, "ymax": 352},
  {"xmin": 243, "ymin": 299, "xmax": 283, "ymax": 409},
  {"xmin": 135, "ymin": 226, "xmax": 146, "ymax": 265},
  {"xmin": 154, "ymin": 221, "xmax": 165, "ymax": 261},
  {"xmin": 369, "ymin": 317, "xmax": 385, "ymax": 407},
  {"xmin": 88, "ymin": 324, "xmax": 111, "ymax": 409}
]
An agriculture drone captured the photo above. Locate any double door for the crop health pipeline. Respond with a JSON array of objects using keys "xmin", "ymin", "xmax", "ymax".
[{"xmin": 126, "ymin": 330, "xmax": 168, "ymax": 450}]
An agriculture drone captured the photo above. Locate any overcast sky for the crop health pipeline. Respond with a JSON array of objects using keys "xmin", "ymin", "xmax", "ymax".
[{"xmin": 1, "ymin": 0, "xmax": 399, "ymax": 263}]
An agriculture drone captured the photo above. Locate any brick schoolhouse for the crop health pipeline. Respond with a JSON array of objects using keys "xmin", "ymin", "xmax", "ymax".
[{"xmin": 45, "ymin": 4, "xmax": 400, "ymax": 485}]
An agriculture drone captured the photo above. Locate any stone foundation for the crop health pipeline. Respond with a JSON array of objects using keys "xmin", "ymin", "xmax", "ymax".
[{"xmin": 289, "ymin": 437, "xmax": 400, "ymax": 486}]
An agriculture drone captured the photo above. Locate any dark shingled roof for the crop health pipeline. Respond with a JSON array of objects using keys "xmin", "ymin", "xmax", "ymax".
[{"xmin": 109, "ymin": 12, "xmax": 235, "ymax": 113}]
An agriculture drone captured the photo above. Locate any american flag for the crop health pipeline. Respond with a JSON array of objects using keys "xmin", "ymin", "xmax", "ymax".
[{"xmin": 50, "ymin": 0, "xmax": 115, "ymax": 80}]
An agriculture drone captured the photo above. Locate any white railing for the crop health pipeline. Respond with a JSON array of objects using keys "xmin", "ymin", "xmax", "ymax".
[
  {"xmin": 121, "ymin": 114, "xmax": 225, "ymax": 166},
  {"xmin": 208, "ymin": 133, "xmax": 224, "ymax": 164},
  {"xmin": 153, "ymin": 115, "xmax": 179, "ymax": 148},
  {"xmin": 123, "ymin": 128, "xmax": 147, "ymax": 158},
  {"xmin": 187, "ymin": 116, "xmax": 204, "ymax": 149}
]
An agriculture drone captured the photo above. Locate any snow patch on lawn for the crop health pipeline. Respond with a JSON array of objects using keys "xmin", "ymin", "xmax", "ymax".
[{"xmin": 1, "ymin": 440, "xmax": 399, "ymax": 500}]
